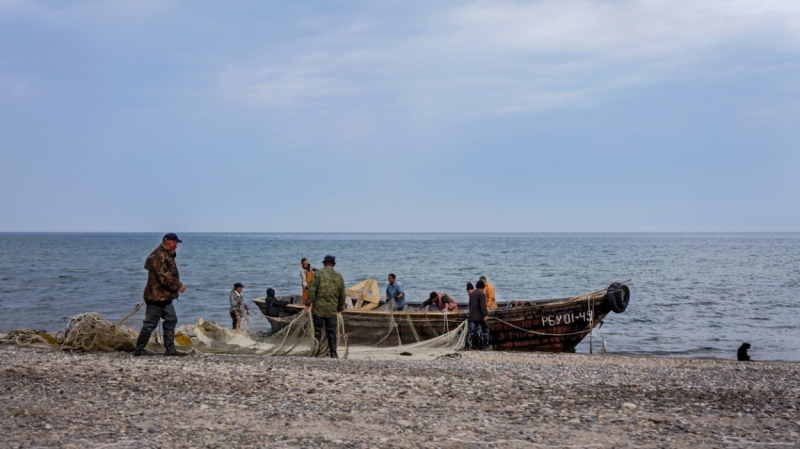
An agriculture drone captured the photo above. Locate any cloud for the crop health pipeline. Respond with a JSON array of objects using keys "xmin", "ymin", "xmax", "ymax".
[
  {"xmin": 0, "ymin": 0, "xmax": 172, "ymax": 24},
  {"xmin": 0, "ymin": 73, "xmax": 39, "ymax": 99},
  {"xmin": 215, "ymin": 0, "xmax": 800, "ymax": 119}
]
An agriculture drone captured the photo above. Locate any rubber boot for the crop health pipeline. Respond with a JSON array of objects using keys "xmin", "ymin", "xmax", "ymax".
[
  {"xmin": 329, "ymin": 336, "xmax": 338, "ymax": 359},
  {"xmin": 163, "ymin": 328, "xmax": 186, "ymax": 356},
  {"xmin": 133, "ymin": 329, "xmax": 152, "ymax": 356}
]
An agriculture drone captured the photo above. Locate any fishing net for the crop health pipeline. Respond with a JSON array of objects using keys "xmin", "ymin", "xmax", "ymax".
[
  {"xmin": 0, "ymin": 313, "xmax": 137, "ymax": 352},
  {"xmin": 172, "ymin": 307, "xmax": 468, "ymax": 361},
  {"xmin": 341, "ymin": 299, "xmax": 463, "ymax": 346},
  {"xmin": 0, "ymin": 329, "xmax": 59, "ymax": 349},
  {"xmin": 59, "ymin": 312, "xmax": 138, "ymax": 352},
  {"xmin": 347, "ymin": 320, "xmax": 467, "ymax": 361},
  {"xmin": 174, "ymin": 312, "xmax": 321, "ymax": 357},
  {"xmin": 1, "ymin": 279, "xmax": 626, "ymax": 358},
  {"xmin": 0, "ymin": 305, "xmax": 468, "ymax": 361}
]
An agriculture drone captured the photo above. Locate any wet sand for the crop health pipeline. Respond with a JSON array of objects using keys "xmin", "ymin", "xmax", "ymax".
[{"xmin": 1, "ymin": 346, "xmax": 798, "ymax": 448}]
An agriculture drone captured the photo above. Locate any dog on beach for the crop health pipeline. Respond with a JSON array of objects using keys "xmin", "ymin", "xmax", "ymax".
[{"xmin": 737, "ymin": 343, "xmax": 751, "ymax": 361}]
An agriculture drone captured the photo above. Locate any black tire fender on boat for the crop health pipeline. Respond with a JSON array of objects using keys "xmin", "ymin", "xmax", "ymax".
[{"xmin": 605, "ymin": 283, "xmax": 630, "ymax": 313}]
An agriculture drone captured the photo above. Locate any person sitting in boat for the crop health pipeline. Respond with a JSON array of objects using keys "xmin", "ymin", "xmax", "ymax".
[
  {"xmin": 264, "ymin": 288, "xmax": 289, "ymax": 317},
  {"xmin": 416, "ymin": 292, "xmax": 458, "ymax": 312}
]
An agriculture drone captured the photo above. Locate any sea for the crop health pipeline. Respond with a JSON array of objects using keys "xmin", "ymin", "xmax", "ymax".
[{"xmin": 0, "ymin": 233, "xmax": 798, "ymax": 361}]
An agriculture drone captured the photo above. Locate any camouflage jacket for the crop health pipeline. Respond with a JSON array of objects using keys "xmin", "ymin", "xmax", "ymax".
[
  {"xmin": 306, "ymin": 267, "xmax": 345, "ymax": 318},
  {"xmin": 143, "ymin": 244, "xmax": 182, "ymax": 305},
  {"xmin": 229, "ymin": 290, "xmax": 245, "ymax": 314}
]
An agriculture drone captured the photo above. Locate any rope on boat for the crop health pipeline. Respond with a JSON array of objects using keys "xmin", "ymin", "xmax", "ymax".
[
  {"xmin": 589, "ymin": 296, "xmax": 594, "ymax": 354},
  {"xmin": 337, "ymin": 313, "xmax": 349, "ymax": 359},
  {"xmin": 404, "ymin": 309, "xmax": 422, "ymax": 343},
  {"xmin": 488, "ymin": 317, "xmax": 595, "ymax": 337},
  {"xmin": 370, "ymin": 301, "xmax": 402, "ymax": 346},
  {"xmin": 261, "ymin": 309, "xmax": 319, "ymax": 357},
  {"xmin": 488, "ymin": 285, "xmax": 606, "ymax": 338}
]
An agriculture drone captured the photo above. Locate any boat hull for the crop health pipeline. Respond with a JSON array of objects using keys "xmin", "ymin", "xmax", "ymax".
[{"xmin": 253, "ymin": 288, "xmax": 617, "ymax": 352}]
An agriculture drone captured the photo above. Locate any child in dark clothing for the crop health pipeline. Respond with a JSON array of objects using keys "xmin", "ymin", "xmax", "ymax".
[{"xmin": 264, "ymin": 288, "xmax": 289, "ymax": 317}]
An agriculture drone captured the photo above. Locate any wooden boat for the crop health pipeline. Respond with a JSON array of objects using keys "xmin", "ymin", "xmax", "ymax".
[{"xmin": 252, "ymin": 281, "xmax": 630, "ymax": 352}]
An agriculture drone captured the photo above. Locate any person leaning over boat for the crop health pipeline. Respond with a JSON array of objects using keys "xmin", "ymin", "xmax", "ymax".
[
  {"xmin": 229, "ymin": 282, "xmax": 249, "ymax": 331},
  {"xmin": 300, "ymin": 258, "xmax": 316, "ymax": 305},
  {"xmin": 304, "ymin": 255, "xmax": 346, "ymax": 358},
  {"xmin": 264, "ymin": 288, "xmax": 288, "ymax": 317},
  {"xmin": 416, "ymin": 292, "xmax": 458, "ymax": 312},
  {"xmin": 134, "ymin": 233, "xmax": 187, "ymax": 357},
  {"xmin": 386, "ymin": 273, "xmax": 406, "ymax": 311},
  {"xmin": 468, "ymin": 280, "xmax": 490, "ymax": 350},
  {"xmin": 479, "ymin": 276, "xmax": 497, "ymax": 310}
]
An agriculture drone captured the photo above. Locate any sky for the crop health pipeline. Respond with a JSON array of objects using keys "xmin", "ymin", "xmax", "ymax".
[{"xmin": 1, "ymin": 0, "xmax": 799, "ymax": 232}]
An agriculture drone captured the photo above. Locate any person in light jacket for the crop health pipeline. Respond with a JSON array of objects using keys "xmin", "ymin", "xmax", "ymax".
[
  {"xmin": 300, "ymin": 258, "xmax": 317, "ymax": 305},
  {"xmin": 229, "ymin": 282, "xmax": 249, "ymax": 331},
  {"xmin": 385, "ymin": 273, "xmax": 406, "ymax": 311}
]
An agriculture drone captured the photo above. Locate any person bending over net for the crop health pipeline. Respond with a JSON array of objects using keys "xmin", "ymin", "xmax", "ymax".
[{"xmin": 417, "ymin": 292, "xmax": 458, "ymax": 312}]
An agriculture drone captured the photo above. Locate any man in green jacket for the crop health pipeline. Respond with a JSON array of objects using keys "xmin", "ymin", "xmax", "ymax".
[
  {"xmin": 304, "ymin": 255, "xmax": 346, "ymax": 358},
  {"xmin": 134, "ymin": 233, "xmax": 187, "ymax": 356}
]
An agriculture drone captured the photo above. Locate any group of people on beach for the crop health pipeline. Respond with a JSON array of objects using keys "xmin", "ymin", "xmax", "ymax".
[
  {"xmin": 133, "ymin": 233, "xmax": 498, "ymax": 357},
  {"xmin": 296, "ymin": 257, "xmax": 498, "ymax": 315},
  {"xmin": 299, "ymin": 258, "xmax": 500, "ymax": 351}
]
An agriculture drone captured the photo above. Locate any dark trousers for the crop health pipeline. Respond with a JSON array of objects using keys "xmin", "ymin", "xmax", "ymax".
[
  {"xmin": 467, "ymin": 320, "xmax": 490, "ymax": 350},
  {"xmin": 313, "ymin": 315, "xmax": 338, "ymax": 358},
  {"xmin": 135, "ymin": 302, "xmax": 178, "ymax": 352},
  {"xmin": 230, "ymin": 311, "xmax": 240, "ymax": 330}
]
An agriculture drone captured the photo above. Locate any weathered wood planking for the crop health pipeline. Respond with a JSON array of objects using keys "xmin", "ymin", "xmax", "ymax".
[{"xmin": 254, "ymin": 287, "xmax": 618, "ymax": 352}]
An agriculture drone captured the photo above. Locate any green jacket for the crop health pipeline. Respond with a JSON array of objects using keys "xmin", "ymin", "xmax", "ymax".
[
  {"xmin": 306, "ymin": 266, "xmax": 345, "ymax": 317},
  {"xmin": 143, "ymin": 244, "xmax": 183, "ymax": 305}
]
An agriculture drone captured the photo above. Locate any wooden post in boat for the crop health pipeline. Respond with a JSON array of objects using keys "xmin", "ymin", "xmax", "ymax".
[{"xmin": 346, "ymin": 279, "xmax": 381, "ymax": 311}]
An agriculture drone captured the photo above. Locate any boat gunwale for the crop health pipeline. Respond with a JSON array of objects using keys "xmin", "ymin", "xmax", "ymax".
[{"xmin": 254, "ymin": 292, "xmax": 608, "ymax": 318}]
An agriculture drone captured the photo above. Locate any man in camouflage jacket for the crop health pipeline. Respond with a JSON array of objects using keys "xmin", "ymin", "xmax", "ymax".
[
  {"xmin": 134, "ymin": 233, "xmax": 187, "ymax": 356},
  {"xmin": 305, "ymin": 255, "xmax": 346, "ymax": 358}
]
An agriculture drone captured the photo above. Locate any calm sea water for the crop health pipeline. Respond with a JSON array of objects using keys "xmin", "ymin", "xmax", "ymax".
[{"xmin": 0, "ymin": 233, "xmax": 798, "ymax": 361}]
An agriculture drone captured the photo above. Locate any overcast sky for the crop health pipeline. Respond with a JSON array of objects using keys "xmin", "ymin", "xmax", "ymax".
[{"xmin": 1, "ymin": 1, "xmax": 799, "ymax": 232}]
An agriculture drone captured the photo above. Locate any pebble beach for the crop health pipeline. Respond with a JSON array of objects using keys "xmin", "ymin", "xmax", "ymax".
[{"xmin": 1, "ymin": 346, "xmax": 799, "ymax": 449}]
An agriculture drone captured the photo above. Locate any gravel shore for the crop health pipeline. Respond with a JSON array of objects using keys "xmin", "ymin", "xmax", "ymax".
[{"xmin": 1, "ymin": 346, "xmax": 798, "ymax": 448}]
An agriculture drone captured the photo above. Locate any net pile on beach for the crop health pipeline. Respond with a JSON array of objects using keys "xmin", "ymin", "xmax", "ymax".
[
  {"xmin": 0, "ymin": 306, "xmax": 467, "ymax": 361},
  {"xmin": 0, "ymin": 312, "xmax": 140, "ymax": 352}
]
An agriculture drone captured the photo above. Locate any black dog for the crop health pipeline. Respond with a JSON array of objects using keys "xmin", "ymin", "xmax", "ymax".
[{"xmin": 737, "ymin": 343, "xmax": 751, "ymax": 361}]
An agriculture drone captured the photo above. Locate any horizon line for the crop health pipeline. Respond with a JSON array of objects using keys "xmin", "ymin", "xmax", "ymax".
[{"xmin": 1, "ymin": 231, "xmax": 799, "ymax": 235}]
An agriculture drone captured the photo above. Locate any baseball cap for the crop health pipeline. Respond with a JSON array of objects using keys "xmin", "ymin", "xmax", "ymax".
[{"xmin": 163, "ymin": 233, "xmax": 182, "ymax": 243}]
